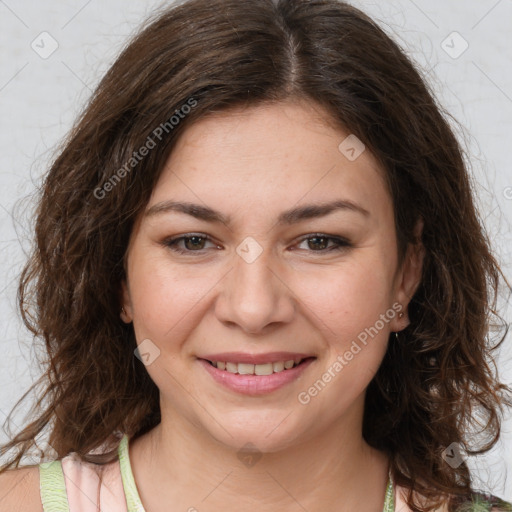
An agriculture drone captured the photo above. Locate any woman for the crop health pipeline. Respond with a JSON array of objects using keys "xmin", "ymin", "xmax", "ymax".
[{"xmin": 0, "ymin": 0, "xmax": 511, "ymax": 511}]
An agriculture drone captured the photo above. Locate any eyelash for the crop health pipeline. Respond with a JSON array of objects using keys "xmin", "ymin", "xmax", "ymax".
[{"xmin": 162, "ymin": 233, "xmax": 352, "ymax": 255}]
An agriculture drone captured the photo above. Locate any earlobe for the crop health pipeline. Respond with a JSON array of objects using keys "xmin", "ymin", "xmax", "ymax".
[
  {"xmin": 120, "ymin": 279, "xmax": 133, "ymax": 323},
  {"xmin": 394, "ymin": 218, "xmax": 425, "ymax": 328}
]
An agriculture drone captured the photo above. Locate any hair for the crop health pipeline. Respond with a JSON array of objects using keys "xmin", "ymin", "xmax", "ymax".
[{"xmin": 1, "ymin": 0, "xmax": 511, "ymax": 510}]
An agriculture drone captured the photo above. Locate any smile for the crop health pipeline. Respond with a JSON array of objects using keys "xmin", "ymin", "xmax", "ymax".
[
  {"xmin": 207, "ymin": 359, "xmax": 304, "ymax": 375},
  {"xmin": 198, "ymin": 357, "xmax": 316, "ymax": 395}
]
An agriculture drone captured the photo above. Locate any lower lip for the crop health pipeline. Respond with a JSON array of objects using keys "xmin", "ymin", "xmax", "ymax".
[{"xmin": 198, "ymin": 358, "xmax": 315, "ymax": 395}]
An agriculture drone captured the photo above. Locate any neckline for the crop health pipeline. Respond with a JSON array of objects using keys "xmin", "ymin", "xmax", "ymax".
[{"xmin": 117, "ymin": 434, "xmax": 395, "ymax": 512}]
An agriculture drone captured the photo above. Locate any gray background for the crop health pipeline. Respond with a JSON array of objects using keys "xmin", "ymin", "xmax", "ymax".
[{"xmin": 0, "ymin": 0, "xmax": 511, "ymax": 501}]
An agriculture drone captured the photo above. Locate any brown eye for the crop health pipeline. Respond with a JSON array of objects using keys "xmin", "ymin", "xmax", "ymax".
[
  {"xmin": 296, "ymin": 234, "xmax": 351, "ymax": 253},
  {"xmin": 306, "ymin": 236, "xmax": 329, "ymax": 250},
  {"xmin": 183, "ymin": 236, "xmax": 207, "ymax": 250},
  {"xmin": 164, "ymin": 234, "xmax": 217, "ymax": 254}
]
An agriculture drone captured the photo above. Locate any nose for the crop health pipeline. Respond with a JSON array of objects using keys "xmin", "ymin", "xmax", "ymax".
[{"xmin": 214, "ymin": 244, "xmax": 296, "ymax": 335}]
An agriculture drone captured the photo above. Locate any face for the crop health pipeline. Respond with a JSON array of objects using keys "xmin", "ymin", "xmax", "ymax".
[{"xmin": 121, "ymin": 99, "xmax": 423, "ymax": 453}]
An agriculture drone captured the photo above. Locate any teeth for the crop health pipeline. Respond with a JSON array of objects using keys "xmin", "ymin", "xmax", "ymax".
[
  {"xmin": 226, "ymin": 362, "xmax": 238, "ymax": 373},
  {"xmin": 255, "ymin": 363, "xmax": 273, "ymax": 375},
  {"xmin": 210, "ymin": 359, "xmax": 305, "ymax": 374},
  {"xmin": 238, "ymin": 363, "xmax": 254, "ymax": 375},
  {"xmin": 272, "ymin": 361, "xmax": 285, "ymax": 372}
]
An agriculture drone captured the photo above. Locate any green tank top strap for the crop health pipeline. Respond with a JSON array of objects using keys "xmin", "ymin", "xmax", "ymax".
[
  {"xmin": 39, "ymin": 460, "xmax": 71, "ymax": 512},
  {"xmin": 118, "ymin": 434, "xmax": 146, "ymax": 511},
  {"xmin": 383, "ymin": 469, "xmax": 395, "ymax": 512}
]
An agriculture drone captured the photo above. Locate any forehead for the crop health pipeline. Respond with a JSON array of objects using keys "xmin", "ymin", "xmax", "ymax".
[{"xmin": 147, "ymin": 99, "xmax": 392, "ymax": 229}]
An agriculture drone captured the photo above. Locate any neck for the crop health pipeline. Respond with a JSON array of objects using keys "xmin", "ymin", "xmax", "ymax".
[{"xmin": 129, "ymin": 404, "xmax": 391, "ymax": 512}]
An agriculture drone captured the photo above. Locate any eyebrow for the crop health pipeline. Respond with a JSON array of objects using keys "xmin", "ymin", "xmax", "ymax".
[{"xmin": 145, "ymin": 199, "xmax": 370, "ymax": 225}]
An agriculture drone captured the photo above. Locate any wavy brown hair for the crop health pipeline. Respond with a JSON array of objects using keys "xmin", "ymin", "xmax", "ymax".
[{"xmin": 1, "ymin": 0, "xmax": 511, "ymax": 510}]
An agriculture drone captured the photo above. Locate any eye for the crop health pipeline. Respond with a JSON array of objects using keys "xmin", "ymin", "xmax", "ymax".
[
  {"xmin": 163, "ymin": 234, "xmax": 219, "ymax": 254},
  {"xmin": 294, "ymin": 234, "xmax": 352, "ymax": 253}
]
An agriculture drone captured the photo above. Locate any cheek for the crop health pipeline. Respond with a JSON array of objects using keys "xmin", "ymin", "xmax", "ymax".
[
  {"xmin": 293, "ymin": 263, "xmax": 394, "ymax": 412},
  {"xmin": 295, "ymin": 257, "xmax": 394, "ymax": 346},
  {"xmin": 127, "ymin": 249, "xmax": 217, "ymax": 342}
]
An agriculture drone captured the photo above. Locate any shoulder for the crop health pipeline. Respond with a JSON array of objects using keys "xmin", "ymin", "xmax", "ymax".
[{"xmin": 0, "ymin": 465, "xmax": 43, "ymax": 512}]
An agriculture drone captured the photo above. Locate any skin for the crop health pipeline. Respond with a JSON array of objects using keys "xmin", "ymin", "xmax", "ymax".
[{"xmin": 120, "ymin": 98, "xmax": 425, "ymax": 512}]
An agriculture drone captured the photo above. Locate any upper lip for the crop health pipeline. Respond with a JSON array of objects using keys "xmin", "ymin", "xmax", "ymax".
[{"xmin": 199, "ymin": 352, "xmax": 315, "ymax": 365}]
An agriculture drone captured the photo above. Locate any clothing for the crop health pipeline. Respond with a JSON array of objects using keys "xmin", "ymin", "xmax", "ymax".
[
  {"xmin": 39, "ymin": 434, "xmax": 144, "ymax": 512},
  {"xmin": 38, "ymin": 435, "xmax": 511, "ymax": 511}
]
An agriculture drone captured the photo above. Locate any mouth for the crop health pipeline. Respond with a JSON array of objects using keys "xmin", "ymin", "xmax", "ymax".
[
  {"xmin": 197, "ymin": 356, "xmax": 316, "ymax": 395},
  {"xmin": 203, "ymin": 357, "xmax": 313, "ymax": 375}
]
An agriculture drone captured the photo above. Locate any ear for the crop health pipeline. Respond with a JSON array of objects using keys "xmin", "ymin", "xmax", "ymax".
[
  {"xmin": 120, "ymin": 278, "xmax": 133, "ymax": 323},
  {"xmin": 392, "ymin": 218, "xmax": 425, "ymax": 331}
]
